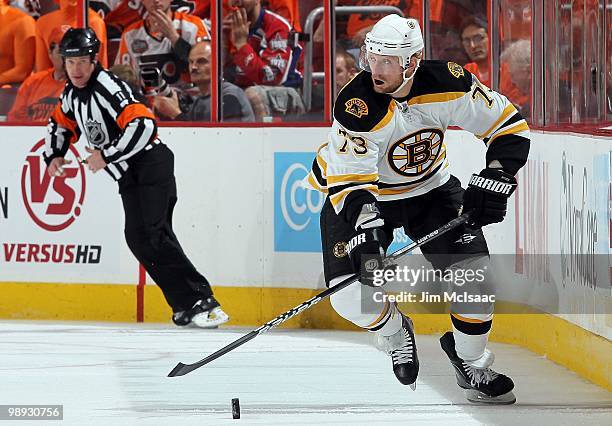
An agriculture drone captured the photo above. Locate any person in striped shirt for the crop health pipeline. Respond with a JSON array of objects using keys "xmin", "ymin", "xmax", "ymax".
[{"xmin": 44, "ymin": 27, "xmax": 229, "ymax": 329}]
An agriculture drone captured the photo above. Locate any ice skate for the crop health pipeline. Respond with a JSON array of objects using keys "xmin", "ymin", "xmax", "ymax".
[
  {"xmin": 440, "ymin": 331, "xmax": 515, "ymax": 404},
  {"xmin": 377, "ymin": 311, "xmax": 419, "ymax": 389},
  {"xmin": 172, "ymin": 297, "xmax": 229, "ymax": 329}
]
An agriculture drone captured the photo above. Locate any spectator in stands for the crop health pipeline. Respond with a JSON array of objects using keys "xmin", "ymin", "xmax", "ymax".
[
  {"xmin": 92, "ymin": 0, "xmax": 208, "ymax": 39},
  {"xmin": 0, "ymin": 0, "xmax": 36, "ymax": 85},
  {"xmin": 460, "ymin": 14, "xmax": 523, "ymax": 104},
  {"xmin": 35, "ymin": 0, "xmax": 108, "ymax": 70},
  {"xmin": 91, "ymin": 0, "xmax": 144, "ymax": 39},
  {"xmin": 9, "ymin": 0, "xmax": 40, "ymax": 19},
  {"xmin": 153, "ymin": 41, "xmax": 254, "ymax": 121},
  {"xmin": 430, "ymin": 0, "xmax": 479, "ymax": 64},
  {"xmin": 264, "ymin": 0, "xmax": 300, "ymax": 32},
  {"xmin": 460, "ymin": 16, "xmax": 491, "ymax": 87},
  {"xmin": 335, "ymin": 48, "xmax": 357, "ymax": 94},
  {"xmin": 195, "ymin": 0, "xmax": 300, "ymax": 30},
  {"xmin": 7, "ymin": 27, "xmax": 66, "ymax": 121},
  {"xmin": 109, "ymin": 63, "xmax": 147, "ymax": 103},
  {"xmin": 224, "ymin": 0, "xmax": 304, "ymax": 121},
  {"xmin": 500, "ymin": 39, "xmax": 531, "ymax": 117},
  {"xmin": 117, "ymin": 0, "xmax": 209, "ymax": 96},
  {"xmin": 310, "ymin": 48, "xmax": 357, "ymax": 112}
]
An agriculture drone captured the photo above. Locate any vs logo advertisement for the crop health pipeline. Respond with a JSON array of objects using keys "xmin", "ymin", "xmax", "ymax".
[
  {"xmin": 21, "ymin": 139, "xmax": 86, "ymax": 232},
  {"xmin": 0, "ymin": 138, "xmax": 105, "ymax": 266}
]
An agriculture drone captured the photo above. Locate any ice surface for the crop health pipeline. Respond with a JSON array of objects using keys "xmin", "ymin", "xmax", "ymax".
[{"xmin": 0, "ymin": 322, "xmax": 610, "ymax": 425}]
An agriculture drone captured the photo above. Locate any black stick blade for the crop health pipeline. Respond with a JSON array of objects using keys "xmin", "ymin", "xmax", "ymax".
[{"xmin": 168, "ymin": 362, "xmax": 189, "ymax": 377}]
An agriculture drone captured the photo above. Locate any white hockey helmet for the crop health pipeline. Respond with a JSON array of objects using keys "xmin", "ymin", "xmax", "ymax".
[
  {"xmin": 363, "ymin": 14, "xmax": 424, "ymax": 68},
  {"xmin": 360, "ymin": 14, "xmax": 424, "ymax": 94}
]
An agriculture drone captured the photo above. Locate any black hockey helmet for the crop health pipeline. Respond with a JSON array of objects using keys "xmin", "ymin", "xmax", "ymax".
[{"xmin": 60, "ymin": 27, "xmax": 100, "ymax": 59}]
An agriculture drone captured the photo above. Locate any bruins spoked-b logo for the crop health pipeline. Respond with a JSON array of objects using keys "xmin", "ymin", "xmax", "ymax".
[
  {"xmin": 388, "ymin": 129, "xmax": 444, "ymax": 177},
  {"xmin": 333, "ymin": 241, "xmax": 348, "ymax": 258},
  {"xmin": 447, "ymin": 62, "xmax": 465, "ymax": 78},
  {"xmin": 345, "ymin": 98, "xmax": 368, "ymax": 118},
  {"xmin": 85, "ymin": 119, "xmax": 105, "ymax": 146}
]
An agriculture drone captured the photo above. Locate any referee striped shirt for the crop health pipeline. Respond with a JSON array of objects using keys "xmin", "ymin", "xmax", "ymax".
[{"xmin": 44, "ymin": 64, "xmax": 159, "ymax": 181}]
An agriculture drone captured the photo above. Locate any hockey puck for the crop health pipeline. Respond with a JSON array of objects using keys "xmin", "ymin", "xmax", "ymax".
[{"xmin": 231, "ymin": 398, "xmax": 240, "ymax": 419}]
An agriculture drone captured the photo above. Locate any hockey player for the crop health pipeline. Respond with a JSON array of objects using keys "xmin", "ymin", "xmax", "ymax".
[
  {"xmin": 306, "ymin": 14, "xmax": 529, "ymax": 404},
  {"xmin": 44, "ymin": 28, "xmax": 229, "ymax": 328}
]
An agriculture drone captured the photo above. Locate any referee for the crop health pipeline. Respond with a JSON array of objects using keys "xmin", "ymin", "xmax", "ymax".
[{"xmin": 44, "ymin": 27, "xmax": 228, "ymax": 328}]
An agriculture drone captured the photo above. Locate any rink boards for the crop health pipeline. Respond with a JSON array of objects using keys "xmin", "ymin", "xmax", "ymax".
[{"xmin": 0, "ymin": 124, "xmax": 610, "ymax": 389}]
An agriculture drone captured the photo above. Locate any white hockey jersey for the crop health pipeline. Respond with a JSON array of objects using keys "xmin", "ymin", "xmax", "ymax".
[{"xmin": 306, "ymin": 61, "xmax": 530, "ymax": 223}]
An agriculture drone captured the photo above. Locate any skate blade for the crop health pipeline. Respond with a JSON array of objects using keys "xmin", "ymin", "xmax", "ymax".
[
  {"xmin": 464, "ymin": 389, "xmax": 516, "ymax": 405},
  {"xmin": 409, "ymin": 382, "xmax": 416, "ymax": 391},
  {"xmin": 191, "ymin": 307, "xmax": 230, "ymax": 329}
]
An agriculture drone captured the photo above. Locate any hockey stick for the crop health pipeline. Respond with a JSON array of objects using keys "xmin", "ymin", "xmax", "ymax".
[{"xmin": 168, "ymin": 212, "xmax": 471, "ymax": 377}]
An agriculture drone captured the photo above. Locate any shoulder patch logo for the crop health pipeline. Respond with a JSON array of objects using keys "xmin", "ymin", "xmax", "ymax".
[
  {"xmin": 447, "ymin": 62, "xmax": 465, "ymax": 78},
  {"xmin": 333, "ymin": 241, "xmax": 348, "ymax": 258},
  {"xmin": 345, "ymin": 98, "xmax": 368, "ymax": 118}
]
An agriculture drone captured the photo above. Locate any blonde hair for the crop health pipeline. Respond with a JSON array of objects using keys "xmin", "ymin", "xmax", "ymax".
[{"xmin": 501, "ymin": 39, "xmax": 530, "ymax": 74}]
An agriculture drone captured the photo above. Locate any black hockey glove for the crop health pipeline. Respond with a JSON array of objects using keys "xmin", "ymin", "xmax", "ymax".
[
  {"xmin": 462, "ymin": 168, "xmax": 517, "ymax": 227},
  {"xmin": 347, "ymin": 203, "xmax": 388, "ymax": 287}
]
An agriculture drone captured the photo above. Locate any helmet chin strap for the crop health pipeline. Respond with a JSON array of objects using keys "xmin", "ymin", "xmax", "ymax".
[{"xmin": 388, "ymin": 59, "xmax": 420, "ymax": 96}]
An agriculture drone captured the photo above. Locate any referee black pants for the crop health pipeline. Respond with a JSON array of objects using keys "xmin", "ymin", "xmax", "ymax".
[{"xmin": 119, "ymin": 143, "xmax": 213, "ymax": 312}]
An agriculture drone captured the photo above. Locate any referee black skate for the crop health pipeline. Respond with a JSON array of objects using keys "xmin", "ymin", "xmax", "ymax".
[{"xmin": 43, "ymin": 27, "xmax": 228, "ymax": 328}]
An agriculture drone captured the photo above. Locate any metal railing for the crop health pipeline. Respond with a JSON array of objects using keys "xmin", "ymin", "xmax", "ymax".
[{"xmin": 302, "ymin": 5, "xmax": 404, "ymax": 111}]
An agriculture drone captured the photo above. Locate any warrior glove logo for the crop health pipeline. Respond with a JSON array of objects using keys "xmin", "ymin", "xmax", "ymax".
[
  {"xmin": 345, "ymin": 98, "xmax": 369, "ymax": 118},
  {"xmin": 468, "ymin": 174, "xmax": 516, "ymax": 195},
  {"xmin": 347, "ymin": 233, "xmax": 367, "ymax": 254}
]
